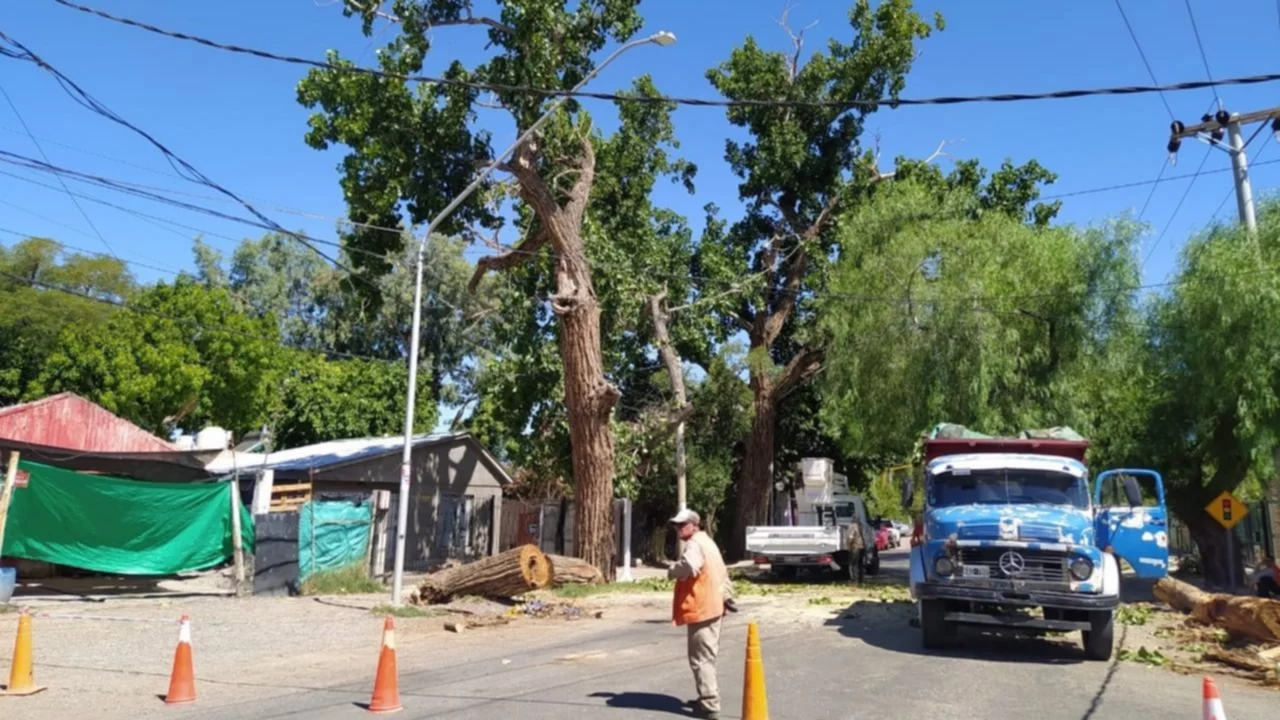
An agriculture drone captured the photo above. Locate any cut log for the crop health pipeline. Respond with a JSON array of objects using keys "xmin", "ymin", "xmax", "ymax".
[
  {"xmin": 1154, "ymin": 576, "xmax": 1280, "ymax": 644},
  {"xmin": 548, "ymin": 554, "xmax": 605, "ymax": 585},
  {"xmin": 414, "ymin": 545, "xmax": 552, "ymax": 604}
]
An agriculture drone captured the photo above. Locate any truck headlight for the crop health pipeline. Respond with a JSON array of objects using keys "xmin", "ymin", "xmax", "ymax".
[
  {"xmin": 934, "ymin": 556, "xmax": 955, "ymax": 576},
  {"xmin": 1069, "ymin": 557, "xmax": 1093, "ymax": 581}
]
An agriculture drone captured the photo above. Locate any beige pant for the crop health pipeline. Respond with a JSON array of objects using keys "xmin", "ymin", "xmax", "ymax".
[{"xmin": 687, "ymin": 615, "xmax": 723, "ymax": 712}]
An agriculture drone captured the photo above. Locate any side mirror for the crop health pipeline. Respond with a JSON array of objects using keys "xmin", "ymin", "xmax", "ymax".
[{"xmin": 1121, "ymin": 475, "xmax": 1144, "ymax": 507}]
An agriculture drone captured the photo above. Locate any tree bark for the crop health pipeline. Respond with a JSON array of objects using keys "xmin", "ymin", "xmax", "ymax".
[
  {"xmin": 1181, "ymin": 504, "xmax": 1243, "ymax": 588},
  {"xmin": 730, "ymin": 380, "xmax": 777, "ymax": 560},
  {"xmin": 547, "ymin": 554, "xmax": 605, "ymax": 585},
  {"xmin": 470, "ymin": 135, "xmax": 619, "ymax": 581},
  {"xmin": 1154, "ymin": 576, "xmax": 1280, "ymax": 644},
  {"xmin": 647, "ymin": 291, "xmax": 689, "ymax": 512},
  {"xmin": 414, "ymin": 544, "xmax": 552, "ymax": 604}
]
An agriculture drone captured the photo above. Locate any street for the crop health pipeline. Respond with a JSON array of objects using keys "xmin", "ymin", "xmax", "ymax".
[{"xmin": 48, "ymin": 549, "xmax": 1259, "ymax": 719}]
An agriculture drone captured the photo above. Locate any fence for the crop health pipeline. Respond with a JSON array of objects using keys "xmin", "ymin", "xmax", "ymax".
[
  {"xmin": 298, "ymin": 499, "xmax": 374, "ymax": 582},
  {"xmin": 499, "ymin": 498, "xmax": 634, "ymax": 567}
]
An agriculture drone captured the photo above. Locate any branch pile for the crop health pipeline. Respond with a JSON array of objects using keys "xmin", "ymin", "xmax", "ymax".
[{"xmin": 413, "ymin": 545, "xmax": 552, "ymax": 604}]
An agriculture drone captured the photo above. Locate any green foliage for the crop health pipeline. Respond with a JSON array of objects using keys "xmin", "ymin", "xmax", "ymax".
[
  {"xmin": 1115, "ymin": 604, "xmax": 1152, "ymax": 626},
  {"xmin": 33, "ymin": 276, "xmax": 280, "ymax": 436},
  {"xmin": 370, "ymin": 604, "xmax": 445, "ymax": 618},
  {"xmin": 818, "ymin": 180, "xmax": 1140, "ymax": 460},
  {"xmin": 270, "ymin": 349, "xmax": 435, "ymax": 448},
  {"xmin": 0, "ymin": 238, "xmax": 133, "ymax": 405},
  {"xmin": 1117, "ymin": 646, "xmax": 1169, "ymax": 667},
  {"xmin": 300, "ymin": 563, "xmax": 384, "ymax": 596}
]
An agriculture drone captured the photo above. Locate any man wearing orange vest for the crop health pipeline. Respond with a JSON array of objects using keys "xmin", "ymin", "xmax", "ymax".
[{"xmin": 668, "ymin": 508, "xmax": 730, "ymax": 720}]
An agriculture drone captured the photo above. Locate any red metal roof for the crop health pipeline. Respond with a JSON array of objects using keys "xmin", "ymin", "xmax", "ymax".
[
  {"xmin": 0, "ymin": 393, "xmax": 176, "ymax": 453},
  {"xmin": 923, "ymin": 437, "xmax": 1089, "ymax": 464}
]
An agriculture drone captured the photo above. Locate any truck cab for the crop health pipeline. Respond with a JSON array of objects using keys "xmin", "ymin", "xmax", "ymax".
[
  {"xmin": 907, "ymin": 435, "xmax": 1168, "ymax": 661},
  {"xmin": 745, "ymin": 458, "xmax": 881, "ymax": 582}
]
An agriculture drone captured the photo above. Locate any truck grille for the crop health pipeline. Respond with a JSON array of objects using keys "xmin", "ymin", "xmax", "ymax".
[
  {"xmin": 956, "ymin": 523, "xmax": 1068, "ymax": 543},
  {"xmin": 958, "ymin": 547, "xmax": 1069, "ymax": 583}
]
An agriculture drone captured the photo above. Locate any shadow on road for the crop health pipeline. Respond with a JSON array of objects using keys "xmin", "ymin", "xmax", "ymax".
[
  {"xmin": 589, "ymin": 692, "xmax": 696, "ymax": 716},
  {"xmin": 824, "ymin": 599, "xmax": 1086, "ymax": 666}
]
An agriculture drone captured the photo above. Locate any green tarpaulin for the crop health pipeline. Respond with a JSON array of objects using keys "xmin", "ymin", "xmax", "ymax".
[
  {"xmin": 1, "ymin": 461, "xmax": 254, "ymax": 575},
  {"xmin": 298, "ymin": 499, "xmax": 372, "ymax": 581}
]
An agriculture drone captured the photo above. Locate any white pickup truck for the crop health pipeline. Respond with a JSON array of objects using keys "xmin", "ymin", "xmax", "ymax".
[{"xmin": 745, "ymin": 458, "xmax": 881, "ymax": 582}]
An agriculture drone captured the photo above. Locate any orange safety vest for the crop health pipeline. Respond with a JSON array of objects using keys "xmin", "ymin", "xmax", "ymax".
[{"xmin": 672, "ymin": 531, "xmax": 727, "ymax": 627}]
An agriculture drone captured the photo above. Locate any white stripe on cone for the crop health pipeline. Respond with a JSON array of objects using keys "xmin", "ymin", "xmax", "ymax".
[
  {"xmin": 178, "ymin": 617, "xmax": 192, "ymax": 644},
  {"xmin": 1204, "ymin": 697, "xmax": 1225, "ymax": 720}
]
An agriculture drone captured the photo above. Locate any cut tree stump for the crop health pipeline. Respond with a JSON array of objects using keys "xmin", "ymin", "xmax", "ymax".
[
  {"xmin": 548, "ymin": 554, "xmax": 605, "ymax": 585},
  {"xmin": 1153, "ymin": 576, "xmax": 1280, "ymax": 644},
  {"xmin": 415, "ymin": 545, "xmax": 552, "ymax": 604}
]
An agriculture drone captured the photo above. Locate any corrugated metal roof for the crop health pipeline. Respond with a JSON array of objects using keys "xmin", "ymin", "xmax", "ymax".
[
  {"xmin": 0, "ymin": 393, "xmax": 176, "ymax": 453},
  {"xmin": 203, "ymin": 433, "xmax": 464, "ymax": 475}
]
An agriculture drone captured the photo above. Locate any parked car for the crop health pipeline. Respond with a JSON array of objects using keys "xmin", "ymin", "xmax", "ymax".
[
  {"xmin": 877, "ymin": 520, "xmax": 901, "ymax": 548},
  {"xmin": 874, "ymin": 525, "xmax": 890, "ymax": 551}
]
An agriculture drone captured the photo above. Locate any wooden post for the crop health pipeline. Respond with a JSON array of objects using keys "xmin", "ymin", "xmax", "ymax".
[
  {"xmin": 0, "ymin": 451, "xmax": 20, "ymax": 561},
  {"xmin": 229, "ymin": 481, "xmax": 245, "ymax": 586}
]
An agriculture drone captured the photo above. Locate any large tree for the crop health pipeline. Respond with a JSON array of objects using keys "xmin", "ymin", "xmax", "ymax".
[
  {"xmin": 300, "ymin": 0, "xmax": 690, "ymax": 576},
  {"xmin": 696, "ymin": 0, "xmax": 942, "ymax": 557},
  {"xmin": 0, "ymin": 237, "xmax": 133, "ymax": 405},
  {"xmin": 817, "ymin": 179, "xmax": 1136, "ymax": 462},
  {"xmin": 1099, "ymin": 203, "xmax": 1280, "ymax": 585}
]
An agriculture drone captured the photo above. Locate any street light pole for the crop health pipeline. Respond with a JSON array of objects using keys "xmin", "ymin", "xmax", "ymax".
[{"xmin": 390, "ymin": 31, "xmax": 677, "ymax": 605}]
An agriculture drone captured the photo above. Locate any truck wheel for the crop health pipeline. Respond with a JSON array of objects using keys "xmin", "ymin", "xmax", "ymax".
[
  {"xmin": 1081, "ymin": 610, "xmax": 1115, "ymax": 661},
  {"xmin": 775, "ymin": 565, "xmax": 797, "ymax": 581},
  {"xmin": 845, "ymin": 551, "xmax": 866, "ymax": 585},
  {"xmin": 920, "ymin": 599, "xmax": 947, "ymax": 650},
  {"xmin": 864, "ymin": 548, "xmax": 881, "ymax": 576}
]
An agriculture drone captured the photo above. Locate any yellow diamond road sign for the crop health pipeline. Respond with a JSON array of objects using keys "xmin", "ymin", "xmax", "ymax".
[{"xmin": 1205, "ymin": 491, "xmax": 1248, "ymax": 530}]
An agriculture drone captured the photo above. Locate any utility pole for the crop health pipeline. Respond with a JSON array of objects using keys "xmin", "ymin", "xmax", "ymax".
[{"xmin": 1168, "ymin": 107, "xmax": 1280, "ymax": 233}]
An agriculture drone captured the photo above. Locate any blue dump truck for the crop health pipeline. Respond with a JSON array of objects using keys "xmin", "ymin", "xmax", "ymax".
[{"xmin": 907, "ymin": 427, "xmax": 1169, "ymax": 660}]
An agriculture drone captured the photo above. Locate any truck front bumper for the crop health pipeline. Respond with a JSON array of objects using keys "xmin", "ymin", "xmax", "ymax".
[{"xmin": 914, "ymin": 581, "xmax": 1119, "ymax": 612}]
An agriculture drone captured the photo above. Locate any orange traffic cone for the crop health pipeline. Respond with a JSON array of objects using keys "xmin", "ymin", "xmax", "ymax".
[
  {"xmin": 164, "ymin": 615, "xmax": 196, "ymax": 705},
  {"xmin": 1, "ymin": 609, "xmax": 46, "ymax": 696},
  {"xmin": 741, "ymin": 622, "xmax": 769, "ymax": 720},
  {"xmin": 367, "ymin": 616, "xmax": 402, "ymax": 714},
  {"xmin": 1202, "ymin": 675, "xmax": 1227, "ymax": 720}
]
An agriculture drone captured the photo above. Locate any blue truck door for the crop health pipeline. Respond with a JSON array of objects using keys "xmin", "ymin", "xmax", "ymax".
[{"xmin": 1093, "ymin": 469, "xmax": 1169, "ymax": 579}]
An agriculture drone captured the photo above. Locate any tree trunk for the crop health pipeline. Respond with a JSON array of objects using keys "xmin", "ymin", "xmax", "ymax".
[
  {"xmin": 729, "ymin": 380, "xmax": 776, "ymax": 560},
  {"xmin": 1154, "ymin": 576, "xmax": 1280, "ymax": 643},
  {"xmin": 558, "ymin": 257, "xmax": 620, "ymax": 580},
  {"xmin": 547, "ymin": 554, "xmax": 605, "ymax": 585},
  {"xmin": 1182, "ymin": 506, "xmax": 1242, "ymax": 588},
  {"xmin": 414, "ymin": 544, "xmax": 552, "ymax": 604}
]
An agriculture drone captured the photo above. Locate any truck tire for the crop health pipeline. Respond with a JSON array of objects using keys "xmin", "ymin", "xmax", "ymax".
[
  {"xmin": 920, "ymin": 599, "xmax": 947, "ymax": 650},
  {"xmin": 1081, "ymin": 610, "xmax": 1115, "ymax": 661},
  {"xmin": 864, "ymin": 548, "xmax": 881, "ymax": 576}
]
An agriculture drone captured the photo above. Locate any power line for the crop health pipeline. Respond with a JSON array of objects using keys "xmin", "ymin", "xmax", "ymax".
[
  {"xmin": 1135, "ymin": 157, "xmax": 1169, "ymax": 224},
  {"xmin": 0, "ymin": 30, "xmax": 373, "ymax": 290},
  {"xmin": 1037, "ymin": 157, "xmax": 1280, "ymax": 200},
  {"xmin": 0, "ymin": 225, "xmax": 187, "ymax": 278},
  {"xmin": 48, "ymin": 0, "xmax": 1280, "ymax": 111},
  {"xmin": 1142, "ymin": 146, "xmax": 1213, "ymax": 270},
  {"xmin": 0, "ymin": 80, "xmax": 120, "ymax": 260},
  {"xmin": 1182, "ymin": 0, "xmax": 1221, "ymax": 108},
  {"xmin": 1113, "ymin": 0, "xmax": 1177, "ymax": 121}
]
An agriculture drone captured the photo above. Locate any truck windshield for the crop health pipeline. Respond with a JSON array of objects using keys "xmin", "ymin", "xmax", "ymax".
[{"xmin": 929, "ymin": 468, "xmax": 1089, "ymax": 509}]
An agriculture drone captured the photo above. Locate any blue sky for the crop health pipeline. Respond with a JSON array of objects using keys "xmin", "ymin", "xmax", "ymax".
[{"xmin": 3, "ymin": 0, "xmax": 1280, "ymax": 425}]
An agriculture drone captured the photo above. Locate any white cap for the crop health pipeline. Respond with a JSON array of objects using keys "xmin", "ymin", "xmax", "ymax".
[{"xmin": 669, "ymin": 508, "xmax": 700, "ymax": 525}]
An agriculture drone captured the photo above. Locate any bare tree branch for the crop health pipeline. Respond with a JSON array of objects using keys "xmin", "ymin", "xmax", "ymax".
[
  {"xmin": 564, "ymin": 134, "xmax": 597, "ymax": 223},
  {"xmin": 775, "ymin": 345, "xmax": 825, "ymax": 400},
  {"xmin": 871, "ymin": 138, "xmax": 964, "ymax": 182},
  {"xmin": 342, "ymin": 0, "xmax": 515, "ymax": 34},
  {"xmin": 776, "ymin": 3, "xmax": 820, "ymax": 82},
  {"xmin": 467, "ymin": 226, "xmax": 549, "ymax": 292}
]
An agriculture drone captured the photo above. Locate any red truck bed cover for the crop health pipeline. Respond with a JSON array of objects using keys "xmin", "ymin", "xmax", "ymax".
[{"xmin": 923, "ymin": 437, "xmax": 1089, "ymax": 464}]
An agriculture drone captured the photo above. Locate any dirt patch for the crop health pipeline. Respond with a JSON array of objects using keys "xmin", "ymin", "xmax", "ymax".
[{"xmin": 1116, "ymin": 603, "xmax": 1279, "ymax": 689}]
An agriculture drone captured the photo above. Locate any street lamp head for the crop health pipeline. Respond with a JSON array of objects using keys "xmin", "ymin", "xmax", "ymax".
[{"xmin": 649, "ymin": 31, "xmax": 677, "ymax": 47}]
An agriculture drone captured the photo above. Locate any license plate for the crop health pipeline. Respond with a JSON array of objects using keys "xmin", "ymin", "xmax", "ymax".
[{"xmin": 962, "ymin": 565, "xmax": 989, "ymax": 578}]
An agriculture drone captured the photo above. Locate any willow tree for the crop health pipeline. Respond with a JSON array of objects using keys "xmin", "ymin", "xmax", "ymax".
[
  {"xmin": 696, "ymin": 0, "xmax": 941, "ymax": 557},
  {"xmin": 300, "ymin": 0, "xmax": 688, "ymax": 576}
]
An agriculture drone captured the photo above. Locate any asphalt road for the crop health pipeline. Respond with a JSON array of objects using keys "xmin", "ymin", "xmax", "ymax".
[{"xmin": 176, "ymin": 549, "xmax": 1276, "ymax": 720}]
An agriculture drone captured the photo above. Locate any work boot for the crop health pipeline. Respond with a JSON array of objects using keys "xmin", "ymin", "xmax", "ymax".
[{"xmin": 688, "ymin": 699, "xmax": 720, "ymax": 719}]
